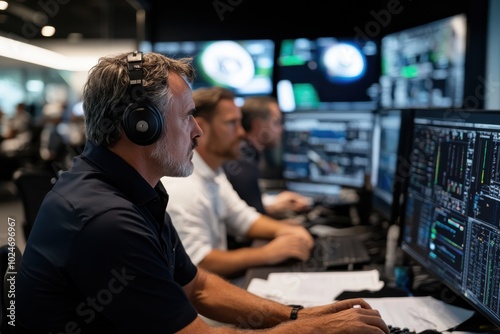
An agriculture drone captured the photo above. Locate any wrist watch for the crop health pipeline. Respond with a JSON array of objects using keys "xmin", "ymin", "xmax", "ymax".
[{"xmin": 288, "ymin": 304, "xmax": 304, "ymax": 320}]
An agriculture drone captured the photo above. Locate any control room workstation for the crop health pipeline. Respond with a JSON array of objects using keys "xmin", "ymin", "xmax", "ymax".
[
  {"xmin": 184, "ymin": 13, "xmax": 499, "ymax": 333},
  {"xmin": 247, "ymin": 107, "xmax": 500, "ymax": 334}
]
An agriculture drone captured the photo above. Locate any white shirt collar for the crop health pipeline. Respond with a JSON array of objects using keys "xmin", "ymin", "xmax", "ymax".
[{"xmin": 192, "ymin": 150, "xmax": 223, "ymax": 180}]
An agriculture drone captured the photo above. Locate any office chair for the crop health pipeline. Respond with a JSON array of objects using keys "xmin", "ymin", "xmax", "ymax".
[
  {"xmin": 12, "ymin": 168, "xmax": 57, "ymax": 242},
  {"xmin": 0, "ymin": 244, "xmax": 21, "ymax": 334}
]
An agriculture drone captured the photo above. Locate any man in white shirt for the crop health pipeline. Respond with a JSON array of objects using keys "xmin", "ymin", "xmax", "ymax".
[{"xmin": 161, "ymin": 87, "xmax": 314, "ymax": 280}]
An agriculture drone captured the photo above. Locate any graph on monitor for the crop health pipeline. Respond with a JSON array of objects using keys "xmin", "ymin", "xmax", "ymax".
[{"xmin": 401, "ymin": 109, "xmax": 500, "ymax": 328}]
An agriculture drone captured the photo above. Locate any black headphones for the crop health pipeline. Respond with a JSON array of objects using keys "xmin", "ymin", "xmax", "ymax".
[{"xmin": 122, "ymin": 51, "xmax": 164, "ymax": 146}]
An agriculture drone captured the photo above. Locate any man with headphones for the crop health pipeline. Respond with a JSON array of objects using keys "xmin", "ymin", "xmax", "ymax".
[{"xmin": 16, "ymin": 51, "xmax": 389, "ymax": 334}]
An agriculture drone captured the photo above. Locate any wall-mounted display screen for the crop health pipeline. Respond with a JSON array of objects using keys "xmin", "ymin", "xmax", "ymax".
[
  {"xmin": 154, "ymin": 39, "xmax": 275, "ymax": 96},
  {"xmin": 380, "ymin": 14, "xmax": 467, "ymax": 109},
  {"xmin": 276, "ymin": 37, "xmax": 381, "ymax": 112}
]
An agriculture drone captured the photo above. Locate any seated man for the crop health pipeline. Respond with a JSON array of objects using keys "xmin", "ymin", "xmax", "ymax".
[
  {"xmin": 223, "ymin": 95, "xmax": 311, "ymax": 216},
  {"xmin": 16, "ymin": 51, "xmax": 389, "ymax": 334},
  {"xmin": 161, "ymin": 87, "xmax": 315, "ymax": 281}
]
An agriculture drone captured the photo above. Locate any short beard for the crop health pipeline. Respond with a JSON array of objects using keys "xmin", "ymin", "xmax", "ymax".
[{"xmin": 151, "ymin": 137, "xmax": 193, "ymax": 177}]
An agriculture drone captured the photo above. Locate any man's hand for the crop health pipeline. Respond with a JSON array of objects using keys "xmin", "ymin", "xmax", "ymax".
[
  {"xmin": 265, "ymin": 191, "xmax": 312, "ymax": 214},
  {"xmin": 261, "ymin": 234, "xmax": 312, "ymax": 264},
  {"xmin": 275, "ymin": 223, "xmax": 314, "ymax": 249},
  {"xmin": 296, "ymin": 298, "xmax": 390, "ymax": 334}
]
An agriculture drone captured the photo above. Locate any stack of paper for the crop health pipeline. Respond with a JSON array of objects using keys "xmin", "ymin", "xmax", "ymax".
[
  {"xmin": 363, "ymin": 297, "xmax": 475, "ymax": 333},
  {"xmin": 247, "ymin": 269, "xmax": 384, "ymax": 306},
  {"xmin": 247, "ymin": 270, "xmax": 475, "ymax": 333}
]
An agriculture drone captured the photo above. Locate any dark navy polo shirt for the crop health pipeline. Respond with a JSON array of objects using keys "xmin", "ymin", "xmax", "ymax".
[
  {"xmin": 16, "ymin": 140, "xmax": 198, "ymax": 333},
  {"xmin": 223, "ymin": 139, "xmax": 266, "ymax": 214}
]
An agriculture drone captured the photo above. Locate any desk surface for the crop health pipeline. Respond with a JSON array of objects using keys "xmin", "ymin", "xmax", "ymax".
[{"xmin": 243, "ymin": 260, "xmax": 499, "ymax": 334}]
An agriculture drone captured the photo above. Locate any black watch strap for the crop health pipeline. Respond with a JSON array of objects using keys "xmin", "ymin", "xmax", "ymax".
[{"xmin": 288, "ymin": 304, "xmax": 304, "ymax": 320}]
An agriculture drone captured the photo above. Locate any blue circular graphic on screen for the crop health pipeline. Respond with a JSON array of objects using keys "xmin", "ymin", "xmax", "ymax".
[
  {"xmin": 321, "ymin": 43, "xmax": 366, "ymax": 82},
  {"xmin": 199, "ymin": 41, "xmax": 255, "ymax": 89}
]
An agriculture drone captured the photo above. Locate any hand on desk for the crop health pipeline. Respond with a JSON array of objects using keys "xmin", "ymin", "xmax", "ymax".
[
  {"xmin": 264, "ymin": 191, "xmax": 312, "ymax": 215},
  {"xmin": 299, "ymin": 298, "xmax": 390, "ymax": 334},
  {"xmin": 275, "ymin": 223, "xmax": 315, "ymax": 249},
  {"xmin": 245, "ymin": 215, "xmax": 313, "ymax": 265},
  {"xmin": 262, "ymin": 234, "xmax": 312, "ymax": 264}
]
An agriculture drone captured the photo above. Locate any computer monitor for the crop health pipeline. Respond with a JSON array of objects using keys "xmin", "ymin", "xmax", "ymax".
[
  {"xmin": 153, "ymin": 39, "xmax": 275, "ymax": 96},
  {"xmin": 401, "ymin": 109, "xmax": 500, "ymax": 328},
  {"xmin": 276, "ymin": 37, "xmax": 381, "ymax": 112},
  {"xmin": 370, "ymin": 109, "xmax": 412, "ymax": 224},
  {"xmin": 380, "ymin": 14, "xmax": 467, "ymax": 109},
  {"xmin": 139, "ymin": 41, "xmax": 152, "ymax": 53},
  {"xmin": 282, "ymin": 111, "xmax": 374, "ymax": 193}
]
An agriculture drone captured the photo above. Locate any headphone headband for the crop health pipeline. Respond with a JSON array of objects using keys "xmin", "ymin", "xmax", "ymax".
[{"xmin": 122, "ymin": 51, "xmax": 164, "ymax": 146}]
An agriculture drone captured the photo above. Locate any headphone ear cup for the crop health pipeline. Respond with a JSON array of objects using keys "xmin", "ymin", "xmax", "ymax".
[{"xmin": 122, "ymin": 101, "xmax": 163, "ymax": 146}]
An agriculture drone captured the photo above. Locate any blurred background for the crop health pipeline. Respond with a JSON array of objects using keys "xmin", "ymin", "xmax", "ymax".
[{"xmin": 0, "ymin": 0, "xmax": 497, "ymax": 251}]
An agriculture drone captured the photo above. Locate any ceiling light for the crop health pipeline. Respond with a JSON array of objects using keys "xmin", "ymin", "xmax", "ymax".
[
  {"xmin": 0, "ymin": 36, "xmax": 97, "ymax": 71},
  {"xmin": 0, "ymin": 1, "xmax": 8, "ymax": 11},
  {"xmin": 41, "ymin": 25, "xmax": 56, "ymax": 37}
]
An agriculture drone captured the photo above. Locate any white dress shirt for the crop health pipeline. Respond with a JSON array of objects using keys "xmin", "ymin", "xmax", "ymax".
[{"xmin": 161, "ymin": 151, "xmax": 261, "ymax": 265}]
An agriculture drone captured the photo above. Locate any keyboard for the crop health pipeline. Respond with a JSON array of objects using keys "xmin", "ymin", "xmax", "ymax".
[
  {"xmin": 304, "ymin": 235, "xmax": 371, "ymax": 268},
  {"xmin": 388, "ymin": 325, "xmax": 415, "ymax": 334},
  {"xmin": 301, "ymin": 192, "xmax": 358, "ymax": 208},
  {"xmin": 274, "ymin": 233, "xmax": 371, "ymax": 271}
]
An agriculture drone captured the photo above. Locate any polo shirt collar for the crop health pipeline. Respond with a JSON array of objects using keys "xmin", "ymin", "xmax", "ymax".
[{"xmin": 81, "ymin": 140, "xmax": 163, "ymax": 205}]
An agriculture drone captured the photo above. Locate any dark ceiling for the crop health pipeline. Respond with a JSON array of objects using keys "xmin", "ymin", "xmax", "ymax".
[
  {"xmin": 143, "ymin": 0, "xmax": 476, "ymax": 42},
  {"xmin": 0, "ymin": 0, "xmax": 142, "ymax": 41},
  {"xmin": 0, "ymin": 0, "xmax": 479, "ymax": 43}
]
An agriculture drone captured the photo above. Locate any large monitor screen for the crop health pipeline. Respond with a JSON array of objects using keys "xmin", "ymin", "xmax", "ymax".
[
  {"xmin": 370, "ymin": 109, "xmax": 408, "ymax": 223},
  {"xmin": 153, "ymin": 39, "xmax": 275, "ymax": 96},
  {"xmin": 402, "ymin": 109, "xmax": 500, "ymax": 328},
  {"xmin": 282, "ymin": 111, "xmax": 374, "ymax": 191},
  {"xmin": 276, "ymin": 37, "xmax": 381, "ymax": 112},
  {"xmin": 380, "ymin": 14, "xmax": 467, "ymax": 109}
]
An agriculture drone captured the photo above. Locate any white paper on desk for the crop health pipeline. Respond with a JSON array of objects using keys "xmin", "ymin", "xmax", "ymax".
[
  {"xmin": 247, "ymin": 269, "xmax": 384, "ymax": 306},
  {"xmin": 362, "ymin": 296, "xmax": 475, "ymax": 333}
]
